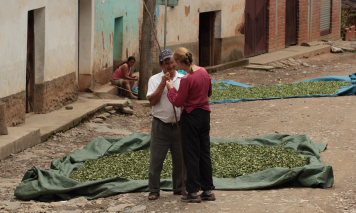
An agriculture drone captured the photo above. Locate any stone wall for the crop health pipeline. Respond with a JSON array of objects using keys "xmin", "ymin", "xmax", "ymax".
[
  {"xmin": 0, "ymin": 92, "xmax": 26, "ymax": 126},
  {"xmin": 34, "ymin": 72, "xmax": 78, "ymax": 113}
]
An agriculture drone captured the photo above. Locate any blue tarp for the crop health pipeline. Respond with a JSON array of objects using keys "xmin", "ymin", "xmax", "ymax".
[{"xmin": 210, "ymin": 73, "xmax": 356, "ymax": 104}]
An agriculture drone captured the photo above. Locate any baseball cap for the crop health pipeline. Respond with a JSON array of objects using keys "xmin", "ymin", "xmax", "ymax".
[{"xmin": 159, "ymin": 49, "xmax": 174, "ymax": 62}]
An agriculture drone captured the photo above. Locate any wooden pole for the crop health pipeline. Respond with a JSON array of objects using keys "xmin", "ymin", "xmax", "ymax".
[
  {"xmin": 138, "ymin": 0, "xmax": 157, "ymax": 100},
  {"xmin": 0, "ymin": 102, "xmax": 8, "ymax": 135},
  {"xmin": 164, "ymin": 0, "xmax": 168, "ymax": 49}
]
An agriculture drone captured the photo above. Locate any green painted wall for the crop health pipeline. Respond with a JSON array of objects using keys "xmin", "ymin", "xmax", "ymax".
[
  {"xmin": 94, "ymin": 0, "xmax": 140, "ymax": 71},
  {"xmin": 113, "ymin": 17, "xmax": 124, "ymax": 61}
]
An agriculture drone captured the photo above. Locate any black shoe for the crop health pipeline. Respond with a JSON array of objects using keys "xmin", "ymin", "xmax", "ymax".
[
  {"xmin": 173, "ymin": 191, "xmax": 187, "ymax": 195},
  {"xmin": 200, "ymin": 191, "xmax": 216, "ymax": 201},
  {"xmin": 181, "ymin": 193, "xmax": 202, "ymax": 203}
]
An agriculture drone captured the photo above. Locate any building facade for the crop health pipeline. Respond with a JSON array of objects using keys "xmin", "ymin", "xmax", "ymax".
[
  {"xmin": 79, "ymin": 0, "xmax": 342, "ymax": 86},
  {"xmin": 78, "ymin": 0, "xmax": 141, "ymax": 91},
  {"xmin": 0, "ymin": 0, "xmax": 78, "ymax": 126},
  {"xmin": 0, "ymin": 0, "xmax": 342, "ymax": 126},
  {"xmin": 245, "ymin": 0, "xmax": 341, "ymax": 57},
  {"xmin": 155, "ymin": 0, "xmax": 245, "ymax": 67}
]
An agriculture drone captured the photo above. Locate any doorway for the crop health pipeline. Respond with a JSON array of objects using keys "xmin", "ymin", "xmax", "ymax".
[
  {"xmin": 199, "ymin": 11, "xmax": 216, "ymax": 67},
  {"xmin": 26, "ymin": 8, "xmax": 45, "ymax": 113},
  {"xmin": 285, "ymin": 0, "xmax": 298, "ymax": 47},
  {"xmin": 26, "ymin": 10, "xmax": 35, "ymax": 113},
  {"xmin": 244, "ymin": 0, "xmax": 268, "ymax": 57},
  {"xmin": 78, "ymin": 0, "xmax": 94, "ymax": 91},
  {"xmin": 114, "ymin": 17, "xmax": 124, "ymax": 66}
]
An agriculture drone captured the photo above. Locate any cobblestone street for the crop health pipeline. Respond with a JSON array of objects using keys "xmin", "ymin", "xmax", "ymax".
[{"xmin": 1, "ymin": 52, "xmax": 356, "ymax": 212}]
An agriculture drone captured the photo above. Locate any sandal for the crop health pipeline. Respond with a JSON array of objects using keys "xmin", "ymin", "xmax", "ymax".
[{"xmin": 148, "ymin": 192, "xmax": 160, "ymax": 200}]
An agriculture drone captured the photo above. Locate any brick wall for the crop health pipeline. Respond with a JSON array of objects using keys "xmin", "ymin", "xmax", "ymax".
[
  {"xmin": 311, "ymin": 0, "xmax": 322, "ymax": 41},
  {"xmin": 298, "ymin": 0, "xmax": 310, "ymax": 43},
  {"xmin": 330, "ymin": 0, "xmax": 341, "ymax": 39},
  {"xmin": 268, "ymin": 0, "xmax": 286, "ymax": 52},
  {"xmin": 266, "ymin": 0, "xmax": 341, "ymax": 53},
  {"xmin": 311, "ymin": 0, "xmax": 341, "ymax": 40},
  {"xmin": 268, "ymin": 0, "xmax": 277, "ymax": 51}
]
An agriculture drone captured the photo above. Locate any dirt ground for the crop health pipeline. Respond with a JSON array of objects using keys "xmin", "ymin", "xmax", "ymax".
[{"xmin": 0, "ymin": 52, "xmax": 356, "ymax": 213}]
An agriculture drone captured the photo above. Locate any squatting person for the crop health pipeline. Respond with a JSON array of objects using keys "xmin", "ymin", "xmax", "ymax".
[{"xmin": 111, "ymin": 56, "xmax": 138, "ymax": 99}]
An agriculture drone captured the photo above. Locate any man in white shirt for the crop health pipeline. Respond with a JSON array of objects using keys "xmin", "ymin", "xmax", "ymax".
[{"xmin": 146, "ymin": 49, "xmax": 185, "ymax": 200}]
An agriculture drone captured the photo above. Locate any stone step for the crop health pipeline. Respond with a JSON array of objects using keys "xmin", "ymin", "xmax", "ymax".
[
  {"xmin": 206, "ymin": 59, "xmax": 249, "ymax": 73},
  {"xmin": 245, "ymin": 64, "xmax": 275, "ymax": 71},
  {"xmin": 0, "ymin": 98, "xmax": 130, "ymax": 159},
  {"xmin": 91, "ymin": 83, "xmax": 118, "ymax": 95},
  {"xmin": 0, "ymin": 127, "xmax": 40, "ymax": 160}
]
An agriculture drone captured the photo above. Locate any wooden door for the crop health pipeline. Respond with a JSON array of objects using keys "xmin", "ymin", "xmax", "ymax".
[
  {"xmin": 286, "ymin": 0, "xmax": 298, "ymax": 47},
  {"xmin": 199, "ymin": 12, "xmax": 216, "ymax": 67},
  {"xmin": 244, "ymin": 0, "xmax": 268, "ymax": 57}
]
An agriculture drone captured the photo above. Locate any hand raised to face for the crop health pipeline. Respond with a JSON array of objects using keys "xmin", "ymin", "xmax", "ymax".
[{"xmin": 161, "ymin": 72, "xmax": 171, "ymax": 83}]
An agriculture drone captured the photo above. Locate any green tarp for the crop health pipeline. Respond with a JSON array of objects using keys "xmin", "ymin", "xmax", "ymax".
[{"xmin": 14, "ymin": 133, "xmax": 334, "ymax": 201}]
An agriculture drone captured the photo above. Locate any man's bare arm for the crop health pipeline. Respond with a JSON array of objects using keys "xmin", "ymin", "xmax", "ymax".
[
  {"xmin": 147, "ymin": 73, "xmax": 170, "ymax": 106},
  {"xmin": 147, "ymin": 81, "xmax": 166, "ymax": 106}
]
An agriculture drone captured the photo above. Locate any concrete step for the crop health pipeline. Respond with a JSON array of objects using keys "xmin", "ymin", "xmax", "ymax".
[
  {"xmin": 91, "ymin": 83, "xmax": 118, "ymax": 95},
  {"xmin": 206, "ymin": 59, "xmax": 249, "ymax": 73},
  {"xmin": 24, "ymin": 98, "xmax": 130, "ymax": 141},
  {"xmin": 245, "ymin": 64, "xmax": 275, "ymax": 71},
  {"xmin": 136, "ymin": 100, "xmax": 150, "ymax": 107},
  {"xmin": 0, "ymin": 127, "xmax": 40, "ymax": 160},
  {"xmin": 249, "ymin": 44, "xmax": 331, "ymax": 65},
  {"xmin": 0, "ymin": 98, "xmax": 130, "ymax": 160}
]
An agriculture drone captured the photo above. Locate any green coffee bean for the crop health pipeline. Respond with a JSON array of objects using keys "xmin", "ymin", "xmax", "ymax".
[
  {"xmin": 210, "ymin": 81, "xmax": 352, "ymax": 101},
  {"xmin": 70, "ymin": 143, "xmax": 309, "ymax": 182}
]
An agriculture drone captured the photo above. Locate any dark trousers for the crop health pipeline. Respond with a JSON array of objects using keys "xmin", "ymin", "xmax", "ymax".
[
  {"xmin": 181, "ymin": 109, "xmax": 214, "ymax": 193},
  {"xmin": 149, "ymin": 118, "xmax": 185, "ymax": 193}
]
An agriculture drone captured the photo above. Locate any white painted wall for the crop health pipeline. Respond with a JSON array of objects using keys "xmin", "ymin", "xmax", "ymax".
[
  {"xmin": 156, "ymin": 0, "xmax": 245, "ymax": 46},
  {"xmin": 0, "ymin": 0, "xmax": 78, "ymax": 98},
  {"xmin": 79, "ymin": 0, "xmax": 95, "ymax": 75}
]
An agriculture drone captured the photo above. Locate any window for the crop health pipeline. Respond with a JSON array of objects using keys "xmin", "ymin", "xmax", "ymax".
[{"xmin": 157, "ymin": 0, "xmax": 179, "ymax": 7}]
